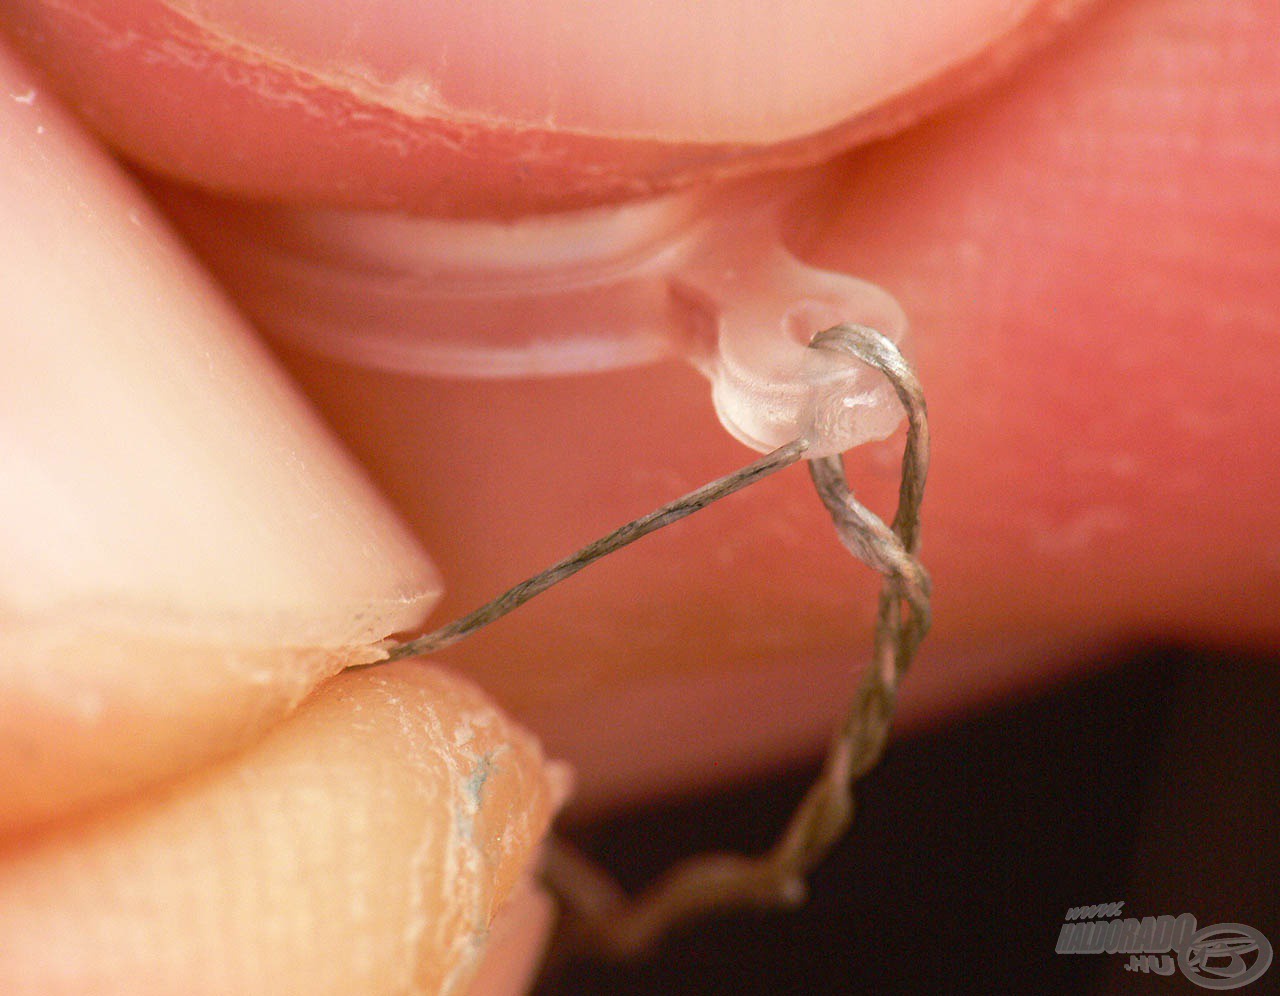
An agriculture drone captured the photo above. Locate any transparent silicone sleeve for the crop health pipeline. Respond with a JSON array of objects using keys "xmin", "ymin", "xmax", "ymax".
[
  {"xmin": 164, "ymin": 175, "xmax": 910, "ymax": 457},
  {"xmin": 671, "ymin": 183, "xmax": 909, "ymax": 455}
]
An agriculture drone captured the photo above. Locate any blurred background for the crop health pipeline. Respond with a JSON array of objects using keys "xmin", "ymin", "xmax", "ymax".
[{"xmin": 542, "ymin": 647, "xmax": 1278, "ymax": 994}]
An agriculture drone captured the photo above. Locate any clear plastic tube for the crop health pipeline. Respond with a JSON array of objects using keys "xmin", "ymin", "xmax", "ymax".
[{"xmin": 167, "ymin": 176, "xmax": 908, "ymax": 457}]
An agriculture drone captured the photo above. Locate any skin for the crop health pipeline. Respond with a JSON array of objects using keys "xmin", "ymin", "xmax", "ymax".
[
  {"xmin": 0, "ymin": 36, "xmax": 561, "ymax": 993},
  {"xmin": 1, "ymin": 0, "xmax": 1277, "ymax": 991}
]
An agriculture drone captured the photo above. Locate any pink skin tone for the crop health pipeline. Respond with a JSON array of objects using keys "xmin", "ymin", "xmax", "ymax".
[
  {"xmin": 0, "ymin": 32, "xmax": 561, "ymax": 994},
  {"xmin": 1, "ymin": 0, "xmax": 1278, "ymax": 991}
]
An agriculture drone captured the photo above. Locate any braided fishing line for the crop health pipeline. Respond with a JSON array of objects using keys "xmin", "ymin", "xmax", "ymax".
[{"xmin": 363, "ymin": 323, "xmax": 932, "ymax": 960}]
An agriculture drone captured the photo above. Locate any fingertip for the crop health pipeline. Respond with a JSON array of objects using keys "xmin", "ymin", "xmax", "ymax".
[
  {"xmin": 0, "ymin": 663, "xmax": 562, "ymax": 996},
  {"xmin": 0, "ymin": 35, "xmax": 442, "ymax": 829},
  {"xmin": 0, "ymin": 0, "xmax": 1096, "ymax": 212}
]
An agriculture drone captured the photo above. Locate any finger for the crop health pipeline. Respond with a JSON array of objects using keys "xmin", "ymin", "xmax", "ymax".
[
  {"xmin": 140, "ymin": 0, "xmax": 1280, "ymax": 817},
  {"xmin": 9, "ymin": 0, "xmax": 1274, "ymax": 825},
  {"xmin": 0, "ymin": 662, "xmax": 565, "ymax": 996},
  {"xmin": 139, "ymin": 0, "xmax": 1280, "ymax": 815},
  {"xmin": 0, "ymin": 0, "xmax": 1095, "ymax": 212},
  {"xmin": 806, "ymin": 0, "xmax": 1280, "ymax": 646},
  {"xmin": 0, "ymin": 38, "xmax": 440, "ymax": 830}
]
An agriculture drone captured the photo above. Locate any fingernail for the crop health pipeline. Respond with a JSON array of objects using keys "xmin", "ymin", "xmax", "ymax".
[{"xmin": 0, "ymin": 39, "xmax": 441, "ymax": 828}]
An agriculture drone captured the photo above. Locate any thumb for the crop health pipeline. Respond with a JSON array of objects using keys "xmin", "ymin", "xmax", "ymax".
[
  {"xmin": 0, "ymin": 663, "xmax": 563, "ymax": 996},
  {"xmin": 0, "ymin": 0, "xmax": 1094, "ymax": 213},
  {"xmin": 0, "ymin": 35, "xmax": 440, "ymax": 829}
]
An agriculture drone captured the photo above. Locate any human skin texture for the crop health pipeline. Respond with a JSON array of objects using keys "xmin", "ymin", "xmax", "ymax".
[
  {"xmin": 0, "ymin": 663, "xmax": 561, "ymax": 995},
  {"xmin": 0, "ymin": 35, "xmax": 560, "ymax": 995},
  {"xmin": 2, "ymin": 0, "xmax": 1279, "ymax": 990},
  {"xmin": 0, "ymin": 0, "xmax": 1094, "ymax": 214},
  {"xmin": 7, "ymin": 0, "xmax": 1273, "ymax": 807}
]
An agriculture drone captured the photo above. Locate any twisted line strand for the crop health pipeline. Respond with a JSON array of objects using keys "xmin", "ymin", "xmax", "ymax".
[{"xmin": 371, "ymin": 324, "xmax": 931, "ymax": 960}]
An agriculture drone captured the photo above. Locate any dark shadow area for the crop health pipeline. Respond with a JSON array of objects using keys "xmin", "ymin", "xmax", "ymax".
[{"xmin": 537, "ymin": 647, "xmax": 1279, "ymax": 995}]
